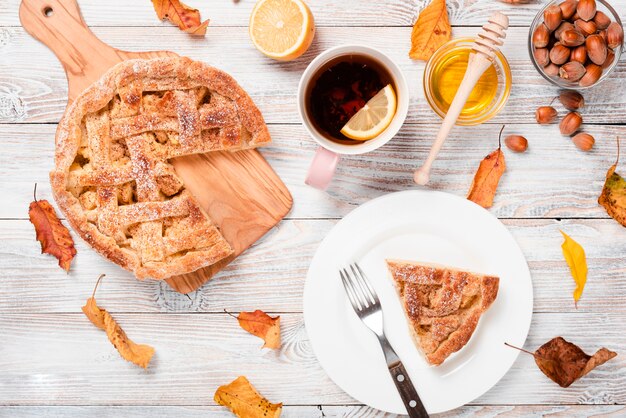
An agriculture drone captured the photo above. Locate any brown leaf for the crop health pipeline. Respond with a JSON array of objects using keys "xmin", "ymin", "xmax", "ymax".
[
  {"xmin": 409, "ymin": 0, "xmax": 451, "ymax": 61},
  {"xmin": 82, "ymin": 275, "xmax": 155, "ymax": 368},
  {"xmin": 236, "ymin": 310, "xmax": 281, "ymax": 349},
  {"xmin": 598, "ymin": 138, "xmax": 626, "ymax": 227},
  {"xmin": 214, "ymin": 376, "xmax": 282, "ymax": 418},
  {"xmin": 151, "ymin": 0, "xmax": 209, "ymax": 36},
  {"xmin": 506, "ymin": 337, "xmax": 617, "ymax": 388},
  {"xmin": 467, "ymin": 128, "xmax": 506, "ymax": 208},
  {"xmin": 28, "ymin": 184, "xmax": 76, "ymax": 271}
]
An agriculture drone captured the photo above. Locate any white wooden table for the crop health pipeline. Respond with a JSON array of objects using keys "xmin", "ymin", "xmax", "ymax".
[{"xmin": 1, "ymin": 1, "xmax": 625, "ymax": 416}]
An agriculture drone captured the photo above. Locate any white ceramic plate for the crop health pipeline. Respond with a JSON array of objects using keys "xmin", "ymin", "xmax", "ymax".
[{"xmin": 303, "ymin": 190, "xmax": 533, "ymax": 415}]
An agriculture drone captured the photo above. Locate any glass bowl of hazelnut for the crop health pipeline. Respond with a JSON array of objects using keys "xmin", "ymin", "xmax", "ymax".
[{"xmin": 528, "ymin": 0, "xmax": 624, "ymax": 89}]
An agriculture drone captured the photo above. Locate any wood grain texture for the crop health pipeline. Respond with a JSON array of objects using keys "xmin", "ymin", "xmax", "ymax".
[
  {"xmin": 3, "ymin": 26, "xmax": 626, "ymax": 125},
  {"xmin": 3, "ymin": 405, "xmax": 626, "ymax": 417},
  {"xmin": 0, "ymin": 312, "xmax": 623, "ymax": 406},
  {"xmin": 1, "ymin": 123, "xmax": 624, "ymax": 220},
  {"xmin": 2, "ymin": 0, "xmax": 626, "ymax": 27},
  {"xmin": 1, "ymin": 218, "xmax": 625, "ymax": 314}
]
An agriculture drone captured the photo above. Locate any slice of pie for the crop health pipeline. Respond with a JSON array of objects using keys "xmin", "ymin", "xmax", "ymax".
[
  {"xmin": 50, "ymin": 57, "xmax": 271, "ymax": 280},
  {"xmin": 386, "ymin": 259, "xmax": 499, "ymax": 365}
]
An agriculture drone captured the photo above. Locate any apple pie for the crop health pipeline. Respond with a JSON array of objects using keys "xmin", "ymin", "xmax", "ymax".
[
  {"xmin": 50, "ymin": 57, "xmax": 271, "ymax": 280},
  {"xmin": 386, "ymin": 260, "xmax": 499, "ymax": 365}
]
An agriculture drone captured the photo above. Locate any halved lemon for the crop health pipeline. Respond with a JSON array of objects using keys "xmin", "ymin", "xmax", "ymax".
[
  {"xmin": 249, "ymin": 0, "xmax": 315, "ymax": 61},
  {"xmin": 340, "ymin": 84, "xmax": 397, "ymax": 141}
]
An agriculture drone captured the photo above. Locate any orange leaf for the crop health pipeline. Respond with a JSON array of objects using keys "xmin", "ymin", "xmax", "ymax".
[
  {"xmin": 214, "ymin": 376, "xmax": 282, "ymax": 418},
  {"xmin": 467, "ymin": 129, "xmax": 506, "ymax": 208},
  {"xmin": 28, "ymin": 186, "xmax": 76, "ymax": 271},
  {"xmin": 237, "ymin": 310, "xmax": 281, "ymax": 349},
  {"xmin": 82, "ymin": 275, "xmax": 155, "ymax": 368},
  {"xmin": 151, "ymin": 0, "xmax": 209, "ymax": 36},
  {"xmin": 409, "ymin": 0, "xmax": 451, "ymax": 61}
]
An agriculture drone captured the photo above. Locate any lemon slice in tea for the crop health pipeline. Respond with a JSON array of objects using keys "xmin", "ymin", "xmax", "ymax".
[{"xmin": 340, "ymin": 84, "xmax": 397, "ymax": 141}]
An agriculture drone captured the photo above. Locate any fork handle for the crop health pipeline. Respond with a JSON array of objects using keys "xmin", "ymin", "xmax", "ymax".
[{"xmin": 387, "ymin": 361, "xmax": 429, "ymax": 417}]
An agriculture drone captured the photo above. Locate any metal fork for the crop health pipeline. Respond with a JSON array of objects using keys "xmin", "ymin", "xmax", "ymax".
[{"xmin": 340, "ymin": 263, "xmax": 429, "ymax": 418}]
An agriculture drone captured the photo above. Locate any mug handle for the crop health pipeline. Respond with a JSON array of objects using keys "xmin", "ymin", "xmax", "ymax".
[{"xmin": 305, "ymin": 147, "xmax": 340, "ymax": 190}]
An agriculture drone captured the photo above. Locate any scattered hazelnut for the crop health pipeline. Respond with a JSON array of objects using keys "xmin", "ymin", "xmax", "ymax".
[
  {"xmin": 577, "ymin": 0, "xmax": 597, "ymax": 22},
  {"xmin": 505, "ymin": 135, "xmax": 529, "ymax": 153},
  {"xmin": 545, "ymin": 4, "xmax": 564, "ymax": 31},
  {"xmin": 534, "ymin": 48, "xmax": 550, "ymax": 67},
  {"xmin": 586, "ymin": 34, "xmax": 608, "ymax": 65},
  {"xmin": 560, "ymin": 0, "xmax": 578, "ymax": 20},
  {"xmin": 574, "ymin": 19, "xmax": 597, "ymax": 36},
  {"xmin": 606, "ymin": 22, "xmax": 624, "ymax": 49},
  {"xmin": 536, "ymin": 106, "xmax": 558, "ymax": 124},
  {"xmin": 579, "ymin": 63, "xmax": 603, "ymax": 87},
  {"xmin": 550, "ymin": 43, "xmax": 571, "ymax": 64},
  {"xmin": 594, "ymin": 10, "xmax": 611, "ymax": 30},
  {"xmin": 571, "ymin": 45, "xmax": 588, "ymax": 63},
  {"xmin": 560, "ymin": 111, "xmax": 583, "ymax": 135},
  {"xmin": 561, "ymin": 29, "xmax": 586, "ymax": 46},
  {"xmin": 533, "ymin": 23, "xmax": 551, "ymax": 47},
  {"xmin": 559, "ymin": 61, "xmax": 586, "ymax": 81},
  {"xmin": 559, "ymin": 90, "xmax": 585, "ymax": 110},
  {"xmin": 572, "ymin": 132, "xmax": 595, "ymax": 151}
]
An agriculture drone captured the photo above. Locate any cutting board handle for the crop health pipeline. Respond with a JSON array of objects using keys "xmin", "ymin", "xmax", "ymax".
[{"xmin": 19, "ymin": 0, "xmax": 125, "ymax": 102}]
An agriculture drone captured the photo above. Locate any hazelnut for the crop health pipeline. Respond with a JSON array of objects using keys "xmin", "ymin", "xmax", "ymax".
[
  {"xmin": 571, "ymin": 45, "xmax": 588, "ymax": 63},
  {"xmin": 560, "ymin": 0, "xmax": 578, "ymax": 20},
  {"xmin": 536, "ymin": 106, "xmax": 558, "ymax": 124},
  {"xmin": 555, "ymin": 21, "xmax": 575, "ymax": 40},
  {"xmin": 561, "ymin": 29, "xmax": 586, "ymax": 46},
  {"xmin": 603, "ymin": 49, "xmax": 616, "ymax": 68},
  {"xmin": 559, "ymin": 90, "xmax": 585, "ymax": 110},
  {"xmin": 560, "ymin": 111, "xmax": 583, "ymax": 135},
  {"xmin": 544, "ymin": 4, "xmax": 564, "ymax": 32},
  {"xmin": 550, "ymin": 43, "xmax": 571, "ymax": 64},
  {"xmin": 575, "ymin": 19, "xmax": 597, "ymax": 36},
  {"xmin": 579, "ymin": 63, "xmax": 603, "ymax": 87},
  {"xmin": 577, "ymin": 0, "xmax": 597, "ymax": 21},
  {"xmin": 586, "ymin": 34, "xmax": 608, "ymax": 65},
  {"xmin": 572, "ymin": 133, "xmax": 595, "ymax": 151},
  {"xmin": 505, "ymin": 135, "xmax": 528, "ymax": 153},
  {"xmin": 534, "ymin": 48, "xmax": 550, "ymax": 66},
  {"xmin": 559, "ymin": 61, "xmax": 587, "ymax": 81},
  {"xmin": 593, "ymin": 11, "xmax": 611, "ymax": 30},
  {"xmin": 545, "ymin": 63, "xmax": 561, "ymax": 76},
  {"xmin": 599, "ymin": 29, "xmax": 607, "ymax": 42},
  {"xmin": 606, "ymin": 22, "xmax": 624, "ymax": 49},
  {"xmin": 533, "ymin": 23, "xmax": 551, "ymax": 48}
]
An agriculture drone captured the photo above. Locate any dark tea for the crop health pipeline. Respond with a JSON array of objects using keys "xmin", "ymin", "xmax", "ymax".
[{"xmin": 305, "ymin": 54, "xmax": 395, "ymax": 145}]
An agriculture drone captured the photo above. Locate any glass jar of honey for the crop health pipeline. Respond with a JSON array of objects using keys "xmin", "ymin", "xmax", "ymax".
[{"xmin": 423, "ymin": 38, "xmax": 512, "ymax": 126}]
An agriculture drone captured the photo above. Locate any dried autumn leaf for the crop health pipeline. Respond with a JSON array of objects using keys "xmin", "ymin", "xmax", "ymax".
[
  {"xmin": 82, "ymin": 275, "xmax": 155, "ymax": 368},
  {"xmin": 409, "ymin": 0, "xmax": 452, "ymax": 60},
  {"xmin": 236, "ymin": 310, "xmax": 281, "ymax": 349},
  {"xmin": 467, "ymin": 127, "xmax": 506, "ymax": 208},
  {"xmin": 599, "ymin": 139, "xmax": 626, "ymax": 227},
  {"xmin": 151, "ymin": 0, "xmax": 209, "ymax": 36},
  {"xmin": 28, "ymin": 184, "xmax": 76, "ymax": 271},
  {"xmin": 214, "ymin": 376, "xmax": 282, "ymax": 418},
  {"xmin": 506, "ymin": 337, "xmax": 617, "ymax": 388},
  {"xmin": 560, "ymin": 230, "xmax": 588, "ymax": 307}
]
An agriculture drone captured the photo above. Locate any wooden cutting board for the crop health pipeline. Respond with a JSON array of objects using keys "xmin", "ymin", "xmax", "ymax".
[{"xmin": 19, "ymin": 0, "xmax": 293, "ymax": 294}]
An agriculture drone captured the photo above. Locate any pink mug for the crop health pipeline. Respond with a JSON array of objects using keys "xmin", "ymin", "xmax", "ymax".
[{"xmin": 298, "ymin": 45, "xmax": 409, "ymax": 190}]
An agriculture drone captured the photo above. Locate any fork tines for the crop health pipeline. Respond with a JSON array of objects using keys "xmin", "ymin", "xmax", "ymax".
[{"xmin": 340, "ymin": 263, "xmax": 380, "ymax": 311}]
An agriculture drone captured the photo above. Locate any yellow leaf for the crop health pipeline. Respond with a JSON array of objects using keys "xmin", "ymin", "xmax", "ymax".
[
  {"xmin": 409, "ymin": 0, "xmax": 452, "ymax": 61},
  {"xmin": 560, "ymin": 231, "xmax": 588, "ymax": 308},
  {"xmin": 214, "ymin": 376, "xmax": 282, "ymax": 418}
]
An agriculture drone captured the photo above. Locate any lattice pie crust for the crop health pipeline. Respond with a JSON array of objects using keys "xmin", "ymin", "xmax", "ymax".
[{"xmin": 50, "ymin": 57, "xmax": 271, "ymax": 280}]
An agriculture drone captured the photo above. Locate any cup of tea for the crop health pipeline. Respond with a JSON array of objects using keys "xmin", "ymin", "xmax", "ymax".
[{"xmin": 298, "ymin": 45, "xmax": 409, "ymax": 190}]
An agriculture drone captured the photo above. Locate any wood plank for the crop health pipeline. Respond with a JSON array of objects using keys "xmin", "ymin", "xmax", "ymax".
[
  {"xmin": 1, "ymin": 123, "xmax": 623, "ymax": 220},
  {"xmin": 1, "ymin": 218, "xmax": 625, "ymax": 314},
  {"xmin": 2, "ymin": 0, "xmax": 626, "ymax": 27},
  {"xmin": 2, "ymin": 405, "xmax": 625, "ymax": 417},
  {"xmin": 2, "ymin": 26, "xmax": 626, "ymax": 124},
  {"xmin": 0, "ymin": 312, "xmax": 623, "ymax": 405}
]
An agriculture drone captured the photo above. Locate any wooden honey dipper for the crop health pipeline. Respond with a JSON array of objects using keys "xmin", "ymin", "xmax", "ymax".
[{"xmin": 414, "ymin": 12, "xmax": 509, "ymax": 185}]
